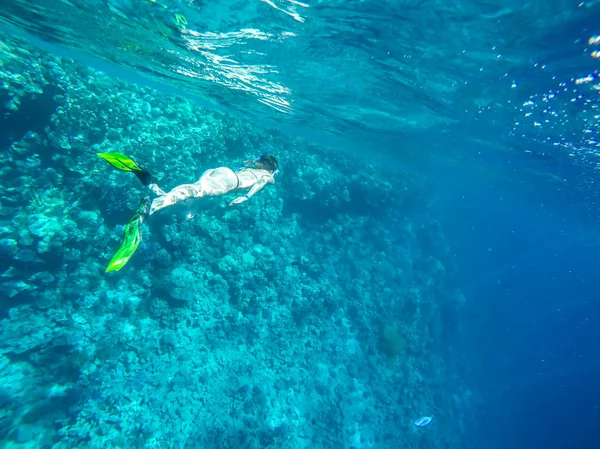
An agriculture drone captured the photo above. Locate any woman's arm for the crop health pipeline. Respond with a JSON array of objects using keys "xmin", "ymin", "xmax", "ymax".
[{"xmin": 229, "ymin": 175, "xmax": 273, "ymax": 206}]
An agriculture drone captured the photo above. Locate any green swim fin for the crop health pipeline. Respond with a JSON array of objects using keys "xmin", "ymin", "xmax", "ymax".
[
  {"xmin": 97, "ymin": 152, "xmax": 142, "ymax": 172},
  {"xmin": 97, "ymin": 152, "xmax": 154, "ymax": 186},
  {"xmin": 105, "ymin": 197, "xmax": 151, "ymax": 273}
]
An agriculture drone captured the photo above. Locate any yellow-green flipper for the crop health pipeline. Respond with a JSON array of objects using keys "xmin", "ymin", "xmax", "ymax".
[
  {"xmin": 105, "ymin": 197, "xmax": 150, "ymax": 272},
  {"xmin": 97, "ymin": 152, "xmax": 143, "ymax": 172},
  {"xmin": 97, "ymin": 152, "xmax": 154, "ymax": 185}
]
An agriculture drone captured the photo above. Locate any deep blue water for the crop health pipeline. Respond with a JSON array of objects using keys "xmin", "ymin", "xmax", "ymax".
[
  {"xmin": 1, "ymin": 1, "xmax": 600, "ymax": 448},
  {"xmin": 436, "ymin": 163, "xmax": 600, "ymax": 449}
]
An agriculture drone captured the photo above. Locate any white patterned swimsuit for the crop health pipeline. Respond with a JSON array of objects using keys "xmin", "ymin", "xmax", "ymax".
[{"xmin": 148, "ymin": 167, "xmax": 273, "ymax": 215}]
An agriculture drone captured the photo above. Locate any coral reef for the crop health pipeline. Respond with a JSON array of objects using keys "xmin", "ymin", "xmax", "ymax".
[{"xmin": 0, "ymin": 34, "xmax": 470, "ymax": 449}]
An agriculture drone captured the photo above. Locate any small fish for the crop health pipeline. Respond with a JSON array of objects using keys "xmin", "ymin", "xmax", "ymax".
[
  {"xmin": 414, "ymin": 408, "xmax": 436, "ymax": 427},
  {"xmin": 290, "ymin": 256, "xmax": 309, "ymax": 267},
  {"xmin": 413, "ymin": 416, "xmax": 433, "ymax": 427}
]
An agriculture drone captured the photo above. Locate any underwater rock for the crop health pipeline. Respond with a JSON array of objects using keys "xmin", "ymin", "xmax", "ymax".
[
  {"xmin": 27, "ymin": 214, "xmax": 61, "ymax": 239},
  {"xmin": 18, "ymin": 229, "xmax": 35, "ymax": 247},
  {"xmin": 0, "ymin": 238, "xmax": 18, "ymax": 257},
  {"xmin": 380, "ymin": 325, "xmax": 406, "ymax": 358},
  {"xmin": 0, "ymin": 82, "xmax": 57, "ymax": 149},
  {"xmin": 0, "ymin": 280, "xmax": 30, "ymax": 298},
  {"xmin": 1, "ymin": 267, "xmax": 17, "ymax": 279},
  {"xmin": 15, "ymin": 249, "xmax": 37, "ymax": 262},
  {"xmin": 77, "ymin": 210, "xmax": 100, "ymax": 227},
  {"xmin": 29, "ymin": 271, "xmax": 55, "ymax": 284},
  {"xmin": 167, "ymin": 266, "xmax": 197, "ymax": 302},
  {"xmin": 13, "ymin": 424, "xmax": 38, "ymax": 443}
]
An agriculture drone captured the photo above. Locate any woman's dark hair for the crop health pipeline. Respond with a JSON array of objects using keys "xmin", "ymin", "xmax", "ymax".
[{"xmin": 256, "ymin": 155, "xmax": 278, "ymax": 172}]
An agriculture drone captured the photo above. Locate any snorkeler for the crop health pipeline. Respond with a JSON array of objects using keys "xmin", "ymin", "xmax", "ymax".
[{"xmin": 96, "ymin": 152, "xmax": 279, "ymax": 273}]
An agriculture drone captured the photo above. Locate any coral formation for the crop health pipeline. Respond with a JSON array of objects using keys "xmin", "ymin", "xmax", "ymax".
[
  {"xmin": 0, "ymin": 34, "xmax": 469, "ymax": 449},
  {"xmin": 380, "ymin": 324, "xmax": 406, "ymax": 358}
]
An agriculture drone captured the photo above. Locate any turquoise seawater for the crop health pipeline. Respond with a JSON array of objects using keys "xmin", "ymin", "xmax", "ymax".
[{"xmin": 0, "ymin": 1, "xmax": 599, "ymax": 448}]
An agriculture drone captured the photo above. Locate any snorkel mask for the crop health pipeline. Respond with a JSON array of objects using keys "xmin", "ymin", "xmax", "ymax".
[{"xmin": 243, "ymin": 154, "xmax": 279, "ymax": 175}]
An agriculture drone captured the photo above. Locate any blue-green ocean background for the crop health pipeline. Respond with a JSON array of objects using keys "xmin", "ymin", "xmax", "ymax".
[{"xmin": 1, "ymin": 1, "xmax": 599, "ymax": 448}]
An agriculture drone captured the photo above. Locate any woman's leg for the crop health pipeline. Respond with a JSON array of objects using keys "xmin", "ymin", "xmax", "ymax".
[
  {"xmin": 149, "ymin": 183, "xmax": 205, "ymax": 215},
  {"xmin": 148, "ymin": 168, "xmax": 236, "ymax": 215},
  {"xmin": 148, "ymin": 183, "xmax": 166, "ymax": 196}
]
